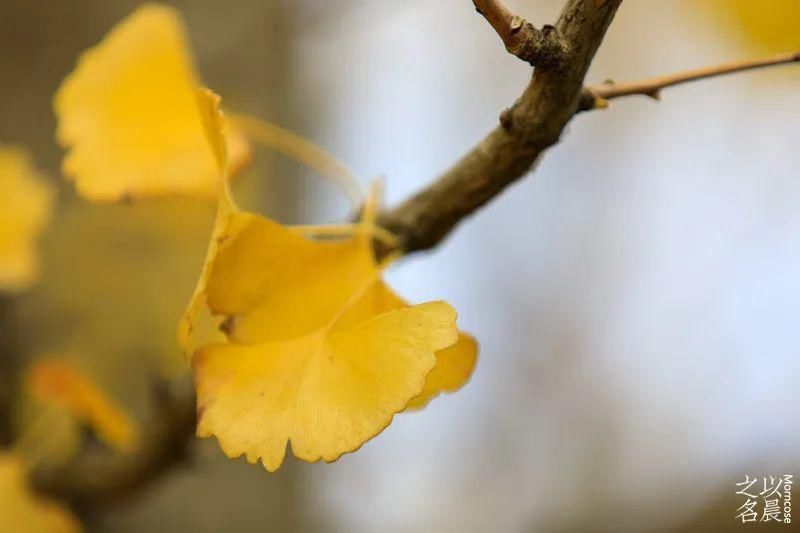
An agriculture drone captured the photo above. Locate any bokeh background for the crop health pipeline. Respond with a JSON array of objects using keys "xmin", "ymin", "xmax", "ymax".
[{"xmin": 1, "ymin": 0, "xmax": 798, "ymax": 531}]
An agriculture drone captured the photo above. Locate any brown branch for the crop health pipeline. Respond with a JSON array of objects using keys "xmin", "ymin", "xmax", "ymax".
[
  {"xmin": 379, "ymin": 15, "xmax": 800, "ymax": 254},
  {"xmin": 472, "ymin": 0, "xmax": 568, "ymax": 68},
  {"xmin": 578, "ymin": 49, "xmax": 800, "ymax": 111},
  {"xmin": 378, "ymin": 0, "xmax": 624, "ymax": 253},
  {"xmin": 31, "ymin": 379, "xmax": 196, "ymax": 512}
]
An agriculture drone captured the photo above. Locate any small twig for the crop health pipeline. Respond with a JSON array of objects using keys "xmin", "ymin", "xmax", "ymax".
[
  {"xmin": 473, "ymin": 0, "xmax": 568, "ymax": 68},
  {"xmin": 579, "ymin": 50, "xmax": 800, "ymax": 111}
]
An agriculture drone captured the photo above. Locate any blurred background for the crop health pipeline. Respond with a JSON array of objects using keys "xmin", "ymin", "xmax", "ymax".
[{"xmin": 1, "ymin": 0, "xmax": 798, "ymax": 531}]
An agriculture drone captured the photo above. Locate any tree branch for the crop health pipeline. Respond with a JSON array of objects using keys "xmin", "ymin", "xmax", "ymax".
[
  {"xmin": 378, "ymin": 0, "xmax": 624, "ymax": 253},
  {"xmin": 578, "ymin": 49, "xmax": 800, "ymax": 111},
  {"xmin": 379, "ymin": 7, "xmax": 800, "ymax": 255},
  {"xmin": 472, "ymin": 0, "xmax": 568, "ymax": 68},
  {"xmin": 31, "ymin": 379, "xmax": 196, "ymax": 511}
]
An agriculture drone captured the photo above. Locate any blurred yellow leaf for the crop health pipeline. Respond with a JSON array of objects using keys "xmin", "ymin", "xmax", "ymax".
[
  {"xmin": 0, "ymin": 146, "xmax": 53, "ymax": 292},
  {"xmin": 25, "ymin": 358, "xmax": 139, "ymax": 453},
  {"xmin": 22, "ymin": 195, "xmax": 217, "ymax": 384},
  {"xmin": 186, "ymin": 89, "xmax": 467, "ymax": 471},
  {"xmin": 699, "ymin": 0, "xmax": 800, "ymax": 53},
  {"xmin": 0, "ymin": 453, "xmax": 81, "ymax": 533},
  {"xmin": 54, "ymin": 3, "xmax": 250, "ymax": 202}
]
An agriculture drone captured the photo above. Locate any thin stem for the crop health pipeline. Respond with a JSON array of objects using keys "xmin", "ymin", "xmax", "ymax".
[
  {"xmin": 228, "ymin": 112, "xmax": 364, "ymax": 209},
  {"xmin": 290, "ymin": 223, "xmax": 399, "ymax": 249},
  {"xmin": 473, "ymin": 0, "xmax": 517, "ymax": 42},
  {"xmin": 581, "ymin": 50, "xmax": 800, "ymax": 109}
]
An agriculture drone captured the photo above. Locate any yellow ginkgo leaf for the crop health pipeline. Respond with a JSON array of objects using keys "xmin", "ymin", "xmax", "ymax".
[
  {"xmin": 0, "ymin": 146, "xmax": 54, "ymax": 292},
  {"xmin": 197, "ymin": 174, "xmax": 473, "ymax": 407},
  {"xmin": 186, "ymin": 89, "xmax": 468, "ymax": 471},
  {"xmin": 194, "ymin": 301, "xmax": 458, "ymax": 471},
  {"xmin": 0, "ymin": 453, "xmax": 81, "ymax": 533},
  {"xmin": 189, "ymin": 199, "xmax": 459, "ymax": 469},
  {"xmin": 54, "ymin": 3, "xmax": 250, "ymax": 202},
  {"xmin": 25, "ymin": 358, "xmax": 139, "ymax": 453}
]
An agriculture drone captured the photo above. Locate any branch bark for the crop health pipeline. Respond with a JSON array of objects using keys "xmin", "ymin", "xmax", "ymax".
[
  {"xmin": 378, "ymin": 0, "xmax": 624, "ymax": 253},
  {"xmin": 31, "ymin": 379, "xmax": 196, "ymax": 511}
]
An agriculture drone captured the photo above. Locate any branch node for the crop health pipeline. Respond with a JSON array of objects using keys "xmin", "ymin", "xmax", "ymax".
[
  {"xmin": 499, "ymin": 107, "xmax": 514, "ymax": 129},
  {"xmin": 474, "ymin": 0, "xmax": 569, "ymax": 69},
  {"xmin": 509, "ymin": 15, "xmax": 525, "ymax": 33},
  {"xmin": 645, "ymin": 89, "xmax": 661, "ymax": 101}
]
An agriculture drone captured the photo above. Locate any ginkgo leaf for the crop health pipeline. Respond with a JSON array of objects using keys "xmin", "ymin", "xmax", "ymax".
[
  {"xmin": 0, "ymin": 146, "xmax": 54, "ymax": 292},
  {"xmin": 197, "ymin": 175, "xmax": 472, "ymax": 405},
  {"xmin": 194, "ymin": 301, "xmax": 458, "ymax": 471},
  {"xmin": 192, "ymin": 210, "xmax": 469, "ymax": 467},
  {"xmin": 186, "ymin": 88, "xmax": 469, "ymax": 470},
  {"xmin": 25, "ymin": 358, "xmax": 139, "ymax": 453},
  {"xmin": 54, "ymin": 3, "xmax": 250, "ymax": 202},
  {"xmin": 0, "ymin": 453, "xmax": 81, "ymax": 533}
]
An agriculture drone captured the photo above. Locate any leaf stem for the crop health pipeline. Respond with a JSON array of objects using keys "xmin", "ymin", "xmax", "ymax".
[{"xmin": 229, "ymin": 112, "xmax": 363, "ymax": 209}]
